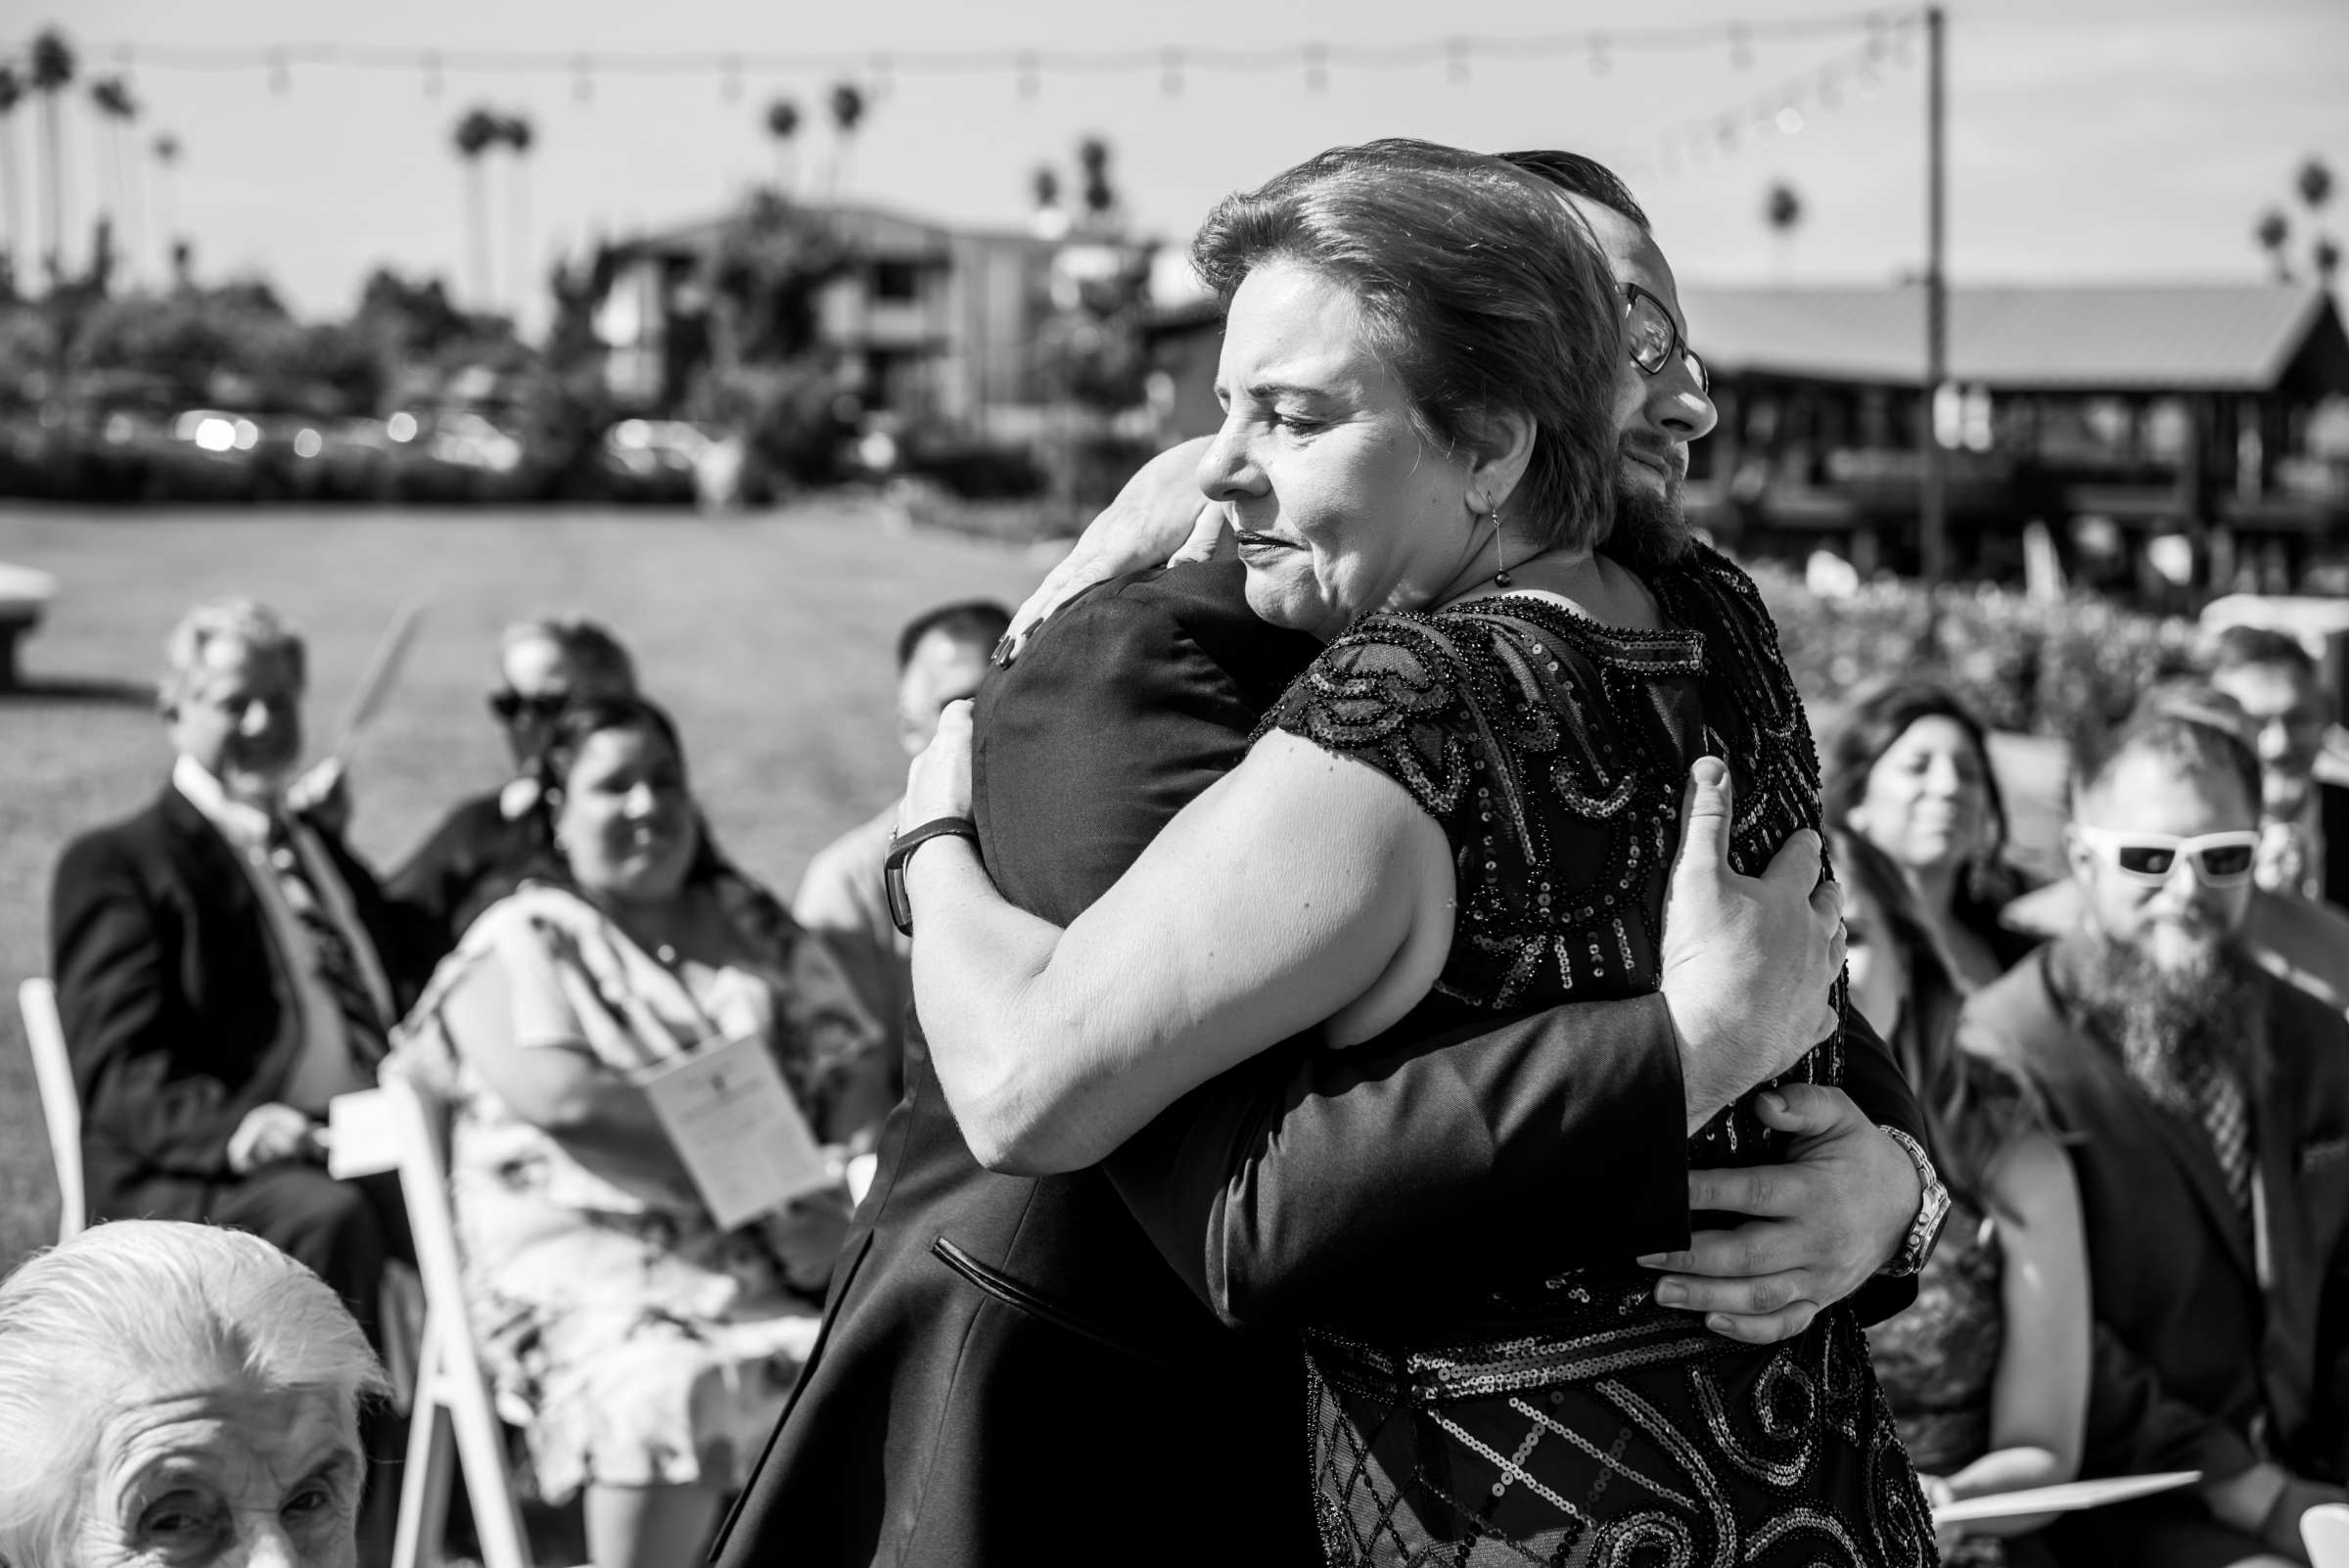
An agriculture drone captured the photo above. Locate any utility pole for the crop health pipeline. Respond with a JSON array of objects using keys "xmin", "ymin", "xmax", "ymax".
[{"xmin": 1919, "ymin": 5, "xmax": 1950, "ymax": 584}]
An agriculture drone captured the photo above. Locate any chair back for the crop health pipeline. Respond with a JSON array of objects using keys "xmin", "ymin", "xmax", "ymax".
[
  {"xmin": 2305, "ymin": 1502, "xmax": 2349, "ymax": 1567},
  {"xmin": 19, "ymin": 979, "xmax": 83, "ymax": 1241}
]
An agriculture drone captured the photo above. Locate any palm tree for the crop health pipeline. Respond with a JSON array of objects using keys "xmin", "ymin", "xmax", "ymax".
[
  {"xmin": 2299, "ymin": 156, "xmax": 2335, "ymax": 288},
  {"xmin": 451, "ymin": 106, "xmax": 500, "ymax": 309},
  {"xmin": 29, "ymin": 28, "xmax": 74, "ymax": 288},
  {"xmin": 88, "ymin": 76, "xmax": 137, "ymax": 283},
  {"xmin": 1077, "ymin": 137, "xmax": 1116, "ymax": 234},
  {"xmin": 827, "ymin": 81, "xmax": 865, "ymax": 199},
  {"xmin": 1765, "ymin": 179, "xmax": 1804, "ymax": 278},
  {"xmin": 2256, "ymin": 208, "xmax": 2293, "ymax": 283},
  {"xmin": 497, "ymin": 113, "xmax": 534, "ymax": 318},
  {"xmin": 0, "ymin": 68, "xmax": 23, "ymax": 292},
  {"xmin": 151, "ymin": 132, "xmax": 180, "ymax": 285},
  {"xmin": 2318, "ymin": 237, "xmax": 2342, "ymax": 289},
  {"xmin": 763, "ymin": 98, "xmax": 801, "ymax": 195}
]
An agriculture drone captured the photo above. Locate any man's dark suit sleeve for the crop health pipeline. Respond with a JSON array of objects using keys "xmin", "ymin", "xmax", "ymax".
[
  {"xmin": 49, "ymin": 832, "xmax": 242, "ymax": 1178},
  {"xmin": 976, "ymin": 581, "xmax": 1695, "ymax": 1331},
  {"xmin": 2080, "ymin": 1320, "xmax": 2262, "ymax": 1482}
]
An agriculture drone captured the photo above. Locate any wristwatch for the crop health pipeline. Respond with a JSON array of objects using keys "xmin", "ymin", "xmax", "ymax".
[
  {"xmin": 885, "ymin": 816, "xmax": 981, "ymax": 937},
  {"xmin": 1874, "ymin": 1125, "xmax": 1952, "ymax": 1278}
]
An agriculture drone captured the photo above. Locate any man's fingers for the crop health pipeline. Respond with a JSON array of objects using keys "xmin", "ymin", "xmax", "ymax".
[
  {"xmin": 1683, "ymin": 1160, "xmax": 1815, "ymax": 1216},
  {"xmin": 1697, "ymin": 1300, "xmax": 1823, "ymax": 1346},
  {"xmin": 1667, "ymin": 757, "xmax": 1734, "ymax": 882},
  {"xmin": 1758, "ymin": 826, "xmax": 1825, "ymax": 896},
  {"xmin": 1651, "ymin": 1267, "xmax": 1818, "ymax": 1317},
  {"xmin": 1748, "ymin": 1082, "xmax": 1862, "ymax": 1137},
  {"xmin": 1638, "ymin": 1221, "xmax": 1806, "ymax": 1281},
  {"xmin": 1168, "ymin": 504, "xmax": 1227, "ymax": 565}
]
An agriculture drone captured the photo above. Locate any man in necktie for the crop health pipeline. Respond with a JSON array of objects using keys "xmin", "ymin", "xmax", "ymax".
[
  {"xmin": 50, "ymin": 599, "xmax": 427, "ymax": 1331},
  {"xmin": 1957, "ymin": 703, "xmax": 2349, "ymax": 1568}
]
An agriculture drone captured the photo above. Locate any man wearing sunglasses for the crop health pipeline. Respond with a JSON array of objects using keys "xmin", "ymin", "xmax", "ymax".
[
  {"xmin": 384, "ymin": 617, "xmax": 637, "ymax": 962},
  {"xmin": 1958, "ymin": 701, "xmax": 2349, "ymax": 1567}
]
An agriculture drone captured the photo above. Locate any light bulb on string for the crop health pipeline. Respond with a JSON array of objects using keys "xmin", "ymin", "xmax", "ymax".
[
  {"xmin": 1161, "ymin": 47, "xmax": 1183, "ymax": 96},
  {"xmin": 1816, "ymin": 66, "xmax": 1842, "ymax": 110},
  {"xmin": 1015, "ymin": 51, "xmax": 1039, "ymax": 100},
  {"xmin": 1588, "ymin": 34, "xmax": 1611, "ymax": 77},
  {"xmin": 573, "ymin": 53, "xmax": 593, "ymax": 103},
  {"xmin": 1774, "ymin": 103, "xmax": 1805, "ymax": 136},
  {"xmin": 869, "ymin": 53, "xmax": 894, "ymax": 102},
  {"xmin": 1728, "ymin": 24, "xmax": 1754, "ymax": 71},
  {"xmin": 423, "ymin": 51, "xmax": 444, "ymax": 99},
  {"xmin": 1304, "ymin": 42, "xmax": 1329, "ymax": 93},
  {"xmin": 268, "ymin": 49, "xmax": 290, "ymax": 95},
  {"xmin": 720, "ymin": 54, "xmax": 743, "ymax": 102}
]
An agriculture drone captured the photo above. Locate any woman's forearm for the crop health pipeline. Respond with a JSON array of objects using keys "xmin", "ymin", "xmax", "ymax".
[{"xmin": 904, "ymin": 835, "xmax": 1113, "ymax": 1173}]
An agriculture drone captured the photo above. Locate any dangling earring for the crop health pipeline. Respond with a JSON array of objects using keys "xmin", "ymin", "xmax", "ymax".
[{"xmin": 1489, "ymin": 501, "xmax": 1512, "ymax": 588}]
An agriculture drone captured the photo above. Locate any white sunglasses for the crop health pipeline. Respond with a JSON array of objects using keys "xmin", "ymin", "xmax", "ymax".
[{"xmin": 2074, "ymin": 826, "xmax": 2262, "ymax": 888}]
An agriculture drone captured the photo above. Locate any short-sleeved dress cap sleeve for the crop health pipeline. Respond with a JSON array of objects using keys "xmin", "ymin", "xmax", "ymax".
[{"xmin": 1260, "ymin": 613, "xmax": 1483, "ymax": 827}]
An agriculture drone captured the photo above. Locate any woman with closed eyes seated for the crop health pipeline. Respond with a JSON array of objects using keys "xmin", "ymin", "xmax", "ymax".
[{"xmin": 889, "ymin": 138, "xmax": 1933, "ymax": 1565}]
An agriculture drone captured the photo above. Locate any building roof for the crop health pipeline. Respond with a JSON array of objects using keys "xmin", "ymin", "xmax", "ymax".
[
  {"xmin": 611, "ymin": 199, "xmax": 1053, "ymax": 264},
  {"xmin": 1678, "ymin": 282, "xmax": 2348, "ymax": 394}
]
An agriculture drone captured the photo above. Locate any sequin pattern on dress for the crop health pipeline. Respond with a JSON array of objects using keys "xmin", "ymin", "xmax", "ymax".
[{"xmin": 1261, "ymin": 545, "xmax": 1929, "ymax": 1567}]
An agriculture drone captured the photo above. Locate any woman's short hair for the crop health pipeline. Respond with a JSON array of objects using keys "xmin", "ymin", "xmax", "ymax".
[
  {"xmin": 1822, "ymin": 679, "xmax": 2009, "ymax": 856},
  {"xmin": 0, "ymin": 1222, "xmax": 387, "ymax": 1564},
  {"xmin": 161, "ymin": 598, "xmax": 305, "ymax": 711},
  {"xmin": 1189, "ymin": 138, "xmax": 1621, "ymax": 554}
]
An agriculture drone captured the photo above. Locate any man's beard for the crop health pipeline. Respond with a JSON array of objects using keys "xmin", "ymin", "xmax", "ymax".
[
  {"xmin": 2063, "ymin": 925, "xmax": 2268, "ymax": 1114},
  {"xmin": 1603, "ymin": 454, "xmax": 1695, "ymax": 576}
]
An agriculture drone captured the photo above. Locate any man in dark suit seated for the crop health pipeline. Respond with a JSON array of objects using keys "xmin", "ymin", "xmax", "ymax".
[
  {"xmin": 48, "ymin": 599, "xmax": 426, "ymax": 1338},
  {"xmin": 384, "ymin": 615, "xmax": 635, "ymax": 962},
  {"xmin": 1958, "ymin": 704, "xmax": 2349, "ymax": 1567},
  {"xmin": 2209, "ymin": 623, "xmax": 2349, "ymax": 911}
]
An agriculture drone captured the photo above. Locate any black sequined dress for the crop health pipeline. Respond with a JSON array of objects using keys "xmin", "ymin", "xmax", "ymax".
[{"xmin": 1261, "ymin": 546, "xmax": 1934, "ymax": 1567}]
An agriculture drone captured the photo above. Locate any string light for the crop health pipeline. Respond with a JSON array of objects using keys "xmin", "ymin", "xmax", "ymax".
[
  {"xmin": 1303, "ymin": 42, "xmax": 1328, "ymax": 93},
  {"xmin": 1445, "ymin": 35, "xmax": 1471, "ymax": 85},
  {"xmin": 1589, "ymin": 34, "xmax": 1612, "ymax": 78},
  {"xmin": 422, "ymin": 49, "xmax": 442, "ymax": 98},
  {"xmin": 572, "ymin": 51, "xmax": 592, "ymax": 103},
  {"xmin": 719, "ymin": 53, "xmax": 742, "ymax": 101},
  {"xmin": 267, "ymin": 48, "xmax": 289, "ymax": 95},
  {"xmin": 1160, "ymin": 47, "xmax": 1183, "ymax": 97}
]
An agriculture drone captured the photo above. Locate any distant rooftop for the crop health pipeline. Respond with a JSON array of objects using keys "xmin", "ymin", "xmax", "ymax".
[{"xmin": 1678, "ymin": 282, "xmax": 2349, "ymax": 395}]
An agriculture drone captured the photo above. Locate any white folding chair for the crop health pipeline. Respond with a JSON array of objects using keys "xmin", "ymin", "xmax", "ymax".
[
  {"xmin": 332, "ymin": 1079, "xmax": 537, "ymax": 1568},
  {"xmin": 2305, "ymin": 1501, "xmax": 2349, "ymax": 1567},
  {"xmin": 19, "ymin": 978, "xmax": 83, "ymax": 1242}
]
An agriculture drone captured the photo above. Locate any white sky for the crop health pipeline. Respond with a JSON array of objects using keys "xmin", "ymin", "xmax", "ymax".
[{"xmin": 8, "ymin": 0, "xmax": 2346, "ymax": 325}]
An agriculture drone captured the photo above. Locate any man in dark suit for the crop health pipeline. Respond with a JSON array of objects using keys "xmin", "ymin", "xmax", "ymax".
[
  {"xmin": 384, "ymin": 615, "xmax": 636, "ymax": 962},
  {"xmin": 2209, "ymin": 623, "xmax": 2349, "ymax": 910},
  {"xmin": 49, "ymin": 599, "xmax": 425, "ymax": 1334},
  {"xmin": 1958, "ymin": 703, "xmax": 2349, "ymax": 1567}
]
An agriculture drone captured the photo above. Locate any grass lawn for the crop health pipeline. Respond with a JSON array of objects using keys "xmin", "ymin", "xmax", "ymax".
[{"xmin": 0, "ymin": 501, "xmax": 1049, "ymax": 1276}]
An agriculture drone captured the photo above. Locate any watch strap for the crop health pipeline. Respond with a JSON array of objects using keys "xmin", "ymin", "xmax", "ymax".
[
  {"xmin": 884, "ymin": 816, "xmax": 980, "ymax": 937},
  {"xmin": 1875, "ymin": 1124, "xmax": 1952, "ymax": 1278}
]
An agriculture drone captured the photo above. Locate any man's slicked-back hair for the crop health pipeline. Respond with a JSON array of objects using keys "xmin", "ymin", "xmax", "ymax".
[
  {"xmin": 0, "ymin": 1222, "xmax": 386, "ymax": 1565},
  {"xmin": 1189, "ymin": 137, "xmax": 1621, "ymax": 554},
  {"xmin": 1499, "ymin": 149, "xmax": 1652, "ymax": 232},
  {"xmin": 503, "ymin": 616, "xmax": 638, "ymax": 692},
  {"xmin": 2209, "ymin": 622, "xmax": 2321, "ymax": 685},
  {"xmin": 897, "ymin": 600, "xmax": 1012, "ymax": 670},
  {"xmin": 2071, "ymin": 705, "xmax": 2263, "ymax": 820},
  {"xmin": 161, "ymin": 598, "xmax": 305, "ymax": 712}
]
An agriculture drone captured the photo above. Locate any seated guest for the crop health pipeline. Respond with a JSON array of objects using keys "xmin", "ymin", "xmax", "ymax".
[
  {"xmin": 1840, "ymin": 831, "xmax": 2090, "ymax": 1568},
  {"xmin": 386, "ymin": 617, "xmax": 638, "ymax": 962},
  {"xmin": 0, "ymin": 1219, "xmax": 388, "ymax": 1568},
  {"xmin": 386, "ymin": 694, "xmax": 883, "ymax": 1568},
  {"xmin": 1958, "ymin": 705, "xmax": 2349, "ymax": 1567},
  {"xmin": 1825, "ymin": 679, "xmax": 2040, "ymax": 992},
  {"xmin": 2002, "ymin": 680, "xmax": 2349, "ymax": 1015},
  {"xmin": 2207, "ymin": 623, "xmax": 2349, "ymax": 907},
  {"xmin": 48, "ymin": 599, "xmax": 419, "ymax": 1338},
  {"xmin": 791, "ymin": 599, "xmax": 1005, "ymax": 1110}
]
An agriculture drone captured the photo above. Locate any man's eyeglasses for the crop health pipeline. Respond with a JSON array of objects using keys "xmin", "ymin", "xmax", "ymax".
[
  {"xmin": 2074, "ymin": 826, "xmax": 2262, "ymax": 888},
  {"xmin": 488, "ymin": 690, "xmax": 569, "ymax": 725},
  {"xmin": 1623, "ymin": 284, "xmax": 1709, "ymax": 396}
]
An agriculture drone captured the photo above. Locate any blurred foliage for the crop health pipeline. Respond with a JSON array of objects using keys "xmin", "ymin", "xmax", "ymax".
[{"xmin": 1748, "ymin": 559, "xmax": 2200, "ymax": 741}]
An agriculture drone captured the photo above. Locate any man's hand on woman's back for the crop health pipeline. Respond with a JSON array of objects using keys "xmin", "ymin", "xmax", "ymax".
[{"xmin": 1659, "ymin": 756, "xmax": 1844, "ymax": 1131}]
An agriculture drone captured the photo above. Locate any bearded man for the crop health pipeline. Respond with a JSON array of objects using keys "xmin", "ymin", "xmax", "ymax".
[{"xmin": 1958, "ymin": 705, "xmax": 2349, "ymax": 1568}]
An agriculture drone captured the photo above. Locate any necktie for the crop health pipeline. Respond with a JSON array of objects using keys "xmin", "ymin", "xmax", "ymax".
[
  {"xmin": 266, "ymin": 821, "xmax": 390, "ymax": 1066},
  {"xmin": 2194, "ymin": 1064, "xmax": 2255, "ymax": 1221}
]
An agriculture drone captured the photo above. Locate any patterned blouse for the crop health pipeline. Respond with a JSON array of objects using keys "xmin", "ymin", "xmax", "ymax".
[{"xmin": 1263, "ymin": 546, "xmax": 1931, "ymax": 1567}]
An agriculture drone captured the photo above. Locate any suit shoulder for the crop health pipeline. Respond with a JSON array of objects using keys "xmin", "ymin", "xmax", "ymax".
[{"xmin": 55, "ymin": 798, "xmax": 171, "ymax": 884}]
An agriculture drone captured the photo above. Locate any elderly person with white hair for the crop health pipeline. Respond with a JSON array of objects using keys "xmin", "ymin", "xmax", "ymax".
[{"xmin": 0, "ymin": 1221, "xmax": 387, "ymax": 1568}]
